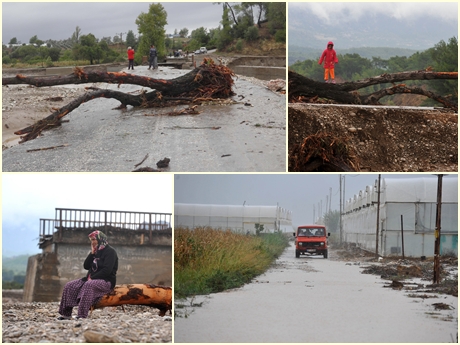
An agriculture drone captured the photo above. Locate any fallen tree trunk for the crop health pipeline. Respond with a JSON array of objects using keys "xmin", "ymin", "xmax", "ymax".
[
  {"xmin": 3, "ymin": 58, "xmax": 235, "ymax": 143},
  {"xmin": 92, "ymin": 284, "xmax": 172, "ymax": 316},
  {"xmin": 288, "ymin": 70, "xmax": 458, "ymax": 109}
]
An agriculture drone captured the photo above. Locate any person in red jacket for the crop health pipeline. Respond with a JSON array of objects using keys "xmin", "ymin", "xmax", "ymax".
[
  {"xmin": 127, "ymin": 47, "xmax": 135, "ymax": 70},
  {"xmin": 318, "ymin": 41, "xmax": 338, "ymax": 83}
]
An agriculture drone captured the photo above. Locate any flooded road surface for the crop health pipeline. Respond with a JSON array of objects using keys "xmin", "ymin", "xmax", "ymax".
[
  {"xmin": 174, "ymin": 243, "xmax": 457, "ymax": 343},
  {"xmin": 2, "ymin": 66, "xmax": 285, "ymax": 172}
]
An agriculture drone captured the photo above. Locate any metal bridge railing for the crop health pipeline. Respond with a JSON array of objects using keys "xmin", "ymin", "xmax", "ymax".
[{"xmin": 39, "ymin": 208, "xmax": 172, "ymax": 244}]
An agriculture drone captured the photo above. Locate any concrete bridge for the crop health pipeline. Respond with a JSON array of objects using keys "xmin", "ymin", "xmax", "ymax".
[{"xmin": 23, "ymin": 208, "xmax": 172, "ymax": 302}]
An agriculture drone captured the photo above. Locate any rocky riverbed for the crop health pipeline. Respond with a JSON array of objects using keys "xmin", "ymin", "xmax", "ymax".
[{"xmin": 2, "ymin": 299, "xmax": 172, "ymax": 343}]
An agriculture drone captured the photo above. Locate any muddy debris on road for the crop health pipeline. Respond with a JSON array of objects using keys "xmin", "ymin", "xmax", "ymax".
[{"xmin": 332, "ymin": 242, "xmax": 458, "ymax": 297}]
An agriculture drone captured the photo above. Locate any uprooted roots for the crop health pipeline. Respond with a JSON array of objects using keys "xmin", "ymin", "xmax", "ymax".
[{"xmin": 288, "ymin": 133, "xmax": 360, "ymax": 172}]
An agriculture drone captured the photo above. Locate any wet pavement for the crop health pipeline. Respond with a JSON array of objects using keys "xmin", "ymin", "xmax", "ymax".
[
  {"xmin": 2, "ymin": 66, "xmax": 286, "ymax": 172},
  {"xmin": 174, "ymin": 242, "xmax": 458, "ymax": 343}
]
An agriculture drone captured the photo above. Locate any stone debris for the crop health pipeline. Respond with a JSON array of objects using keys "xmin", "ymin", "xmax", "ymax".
[
  {"xmin": 2, "ymin": 301, "xmax": 172, "ymax": 343},
  {"xmin": 289, "ymin": 103, "xmax": 458, "ymax": 172}
]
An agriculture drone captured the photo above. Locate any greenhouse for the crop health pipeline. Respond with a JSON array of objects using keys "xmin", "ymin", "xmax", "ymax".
[
  {"xmin": 174, "ymin": 203, "xmax": 293, "ymax": 234},
  {"xmin": 342, "ymin": 176, "xmax": 458, "ymax": 257}
]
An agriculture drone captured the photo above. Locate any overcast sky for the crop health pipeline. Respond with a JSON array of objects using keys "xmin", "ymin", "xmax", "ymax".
[
  {"xmin": 2, "ymin": 2, "xmax": 224, "ymax": 44},
  {"xmin": 289, "ymin": 2, "xmax": 458, "ymax": 24},
  {"xmin": 175, "ymin": 174, "xmax": 455, "ymax": 229},
  {"xmin": 2, "ymin": 174, "xmax": 173, "ymax": 256}
]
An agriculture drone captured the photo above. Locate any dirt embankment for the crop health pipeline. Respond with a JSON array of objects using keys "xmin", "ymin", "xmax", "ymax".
[{"xmin": 288, "ymin": 103, "xmax": 458, "ymax": 172}]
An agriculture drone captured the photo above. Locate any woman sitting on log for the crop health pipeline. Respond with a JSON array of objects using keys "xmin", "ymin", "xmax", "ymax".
[{"xmin": 57, "ymin": 230, "xmax": 118, "ymax": 320}]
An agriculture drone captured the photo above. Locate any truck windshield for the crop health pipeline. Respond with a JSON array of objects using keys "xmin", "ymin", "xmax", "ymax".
[{"xmin": 298, "ymin": 228, "xmax": 324, "ymax": 236}]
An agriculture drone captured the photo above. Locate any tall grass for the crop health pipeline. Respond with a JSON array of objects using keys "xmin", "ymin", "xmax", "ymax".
[{"xmin": 174, "ymin": 226, "xmax": 288, "ymax": 298}]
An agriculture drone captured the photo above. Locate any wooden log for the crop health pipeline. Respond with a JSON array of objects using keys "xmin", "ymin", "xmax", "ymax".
[
  {"xmin": 92, "ymin": 284, "xmax": 172, "ymax": 316},
  {"xmin": 288, "ymin": 70, "xmax": 458, "ymax": 109},
  {"xmin": 6, "ymin": 58, "xmax": 236, "ymax": 144}
]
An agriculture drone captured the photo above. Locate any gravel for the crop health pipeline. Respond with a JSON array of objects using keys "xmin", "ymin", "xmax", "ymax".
[
  {"xmin": 2, "ymin": 301, "xmax": 172, "ymax": 343},
  {"xmin": 288, "ymin": 103, "xmax": 458, "ymax": 172}
]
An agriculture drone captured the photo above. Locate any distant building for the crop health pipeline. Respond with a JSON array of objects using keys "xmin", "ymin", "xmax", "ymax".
[
  {"xmin": 175, "ymin": 203, "xmax": 293, "ymax": 234},
  {"xmin": 342, "ymin": 177, "xmax": 458, "ymax": 257}
]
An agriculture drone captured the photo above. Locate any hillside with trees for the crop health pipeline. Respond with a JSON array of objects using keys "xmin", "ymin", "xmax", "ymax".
[
  {"xmin": 289, "ymin": 37, "xmax": 458, "ymax": 107},
  {"xmin": 2, "ymin": 2, "xmax": 285, "ymax": 69}
]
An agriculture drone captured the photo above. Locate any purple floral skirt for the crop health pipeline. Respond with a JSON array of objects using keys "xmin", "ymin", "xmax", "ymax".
[{"xmin": 58, "ymin": 279, "xmax": 112, "ymax": 318}]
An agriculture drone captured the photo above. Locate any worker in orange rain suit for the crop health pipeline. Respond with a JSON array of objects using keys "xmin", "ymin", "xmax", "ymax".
[{"xmin": 318, "ymin": 41, "xmax": 339, "ymax": 84}]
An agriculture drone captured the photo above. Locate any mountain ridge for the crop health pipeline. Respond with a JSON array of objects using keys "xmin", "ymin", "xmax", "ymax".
[{"xmin": 289, "ymin": 45, "xmax": 421, "ymax": 66}]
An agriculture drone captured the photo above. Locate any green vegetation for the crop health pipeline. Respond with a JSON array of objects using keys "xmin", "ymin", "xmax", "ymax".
[
  {"xmin": 174, "ymin": 227, "xmax": 289, "ymax": 298},
  {"xmin": 3, "ymin": 2, "xmax": 285, "ymax": 69},
  {"xmin": 323, "ymin": 210, "xmax": 340, "ymax": 233},
  {"xmin": 290, "ymin": 37, "xmax": 458, "ymax": 106},
  {"xmin": 135, "ymin": 3, "xmax": 167, "ymax": 62},
  {"xmin": 2, "ymin": 255, "xmax": 29, "ymax": 289}
]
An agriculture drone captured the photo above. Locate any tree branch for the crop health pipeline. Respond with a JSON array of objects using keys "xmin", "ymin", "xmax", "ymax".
[
  {"xmin": 288, "ymin": 70, "xmax": 458, "ymax": 109},
  {"xmin": 5, "ymin": 60, "xmax": 236, "ymax": 143},
  {"xmin": 362, "ymin": 84, "xmax": 457, "ymax": 109}
]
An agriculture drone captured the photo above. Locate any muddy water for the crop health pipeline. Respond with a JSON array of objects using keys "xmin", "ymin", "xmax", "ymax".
[{"xmin": 174, "ymin": 243, "xmax": 457, "ymax": 343}]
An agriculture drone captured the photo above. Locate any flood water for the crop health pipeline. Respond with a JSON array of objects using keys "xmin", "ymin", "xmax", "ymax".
[{"xmin": 174, "ymin": 243, "xmax": 458, "ymax": 343}]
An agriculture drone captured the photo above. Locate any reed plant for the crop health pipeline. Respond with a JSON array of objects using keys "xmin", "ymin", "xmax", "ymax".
[{"xmin": 174, "ymin": 226, "xmax": 288, "ymax": 298}]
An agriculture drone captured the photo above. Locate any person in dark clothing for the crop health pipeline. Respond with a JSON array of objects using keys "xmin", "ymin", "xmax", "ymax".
[
  {"xmin": 148, "ymin": 45, "xmax": 157, "ymax": 70},
  {"xmin": 57, "ymin": 230, "xmax": 118, "ymax": 320}
]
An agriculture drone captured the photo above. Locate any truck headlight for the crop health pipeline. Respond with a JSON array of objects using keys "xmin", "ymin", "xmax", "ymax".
[
  {"xmin": 299, "ymin": 242, "xmax": 303, "ymax": 246},
  {"xmin": 320, "ymin": 242, "xmax": 324, "ymax": 246}
]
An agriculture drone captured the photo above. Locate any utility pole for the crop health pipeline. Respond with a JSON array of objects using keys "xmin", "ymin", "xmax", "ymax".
[
  {"xmin": 342, "ymin": 175, "xmax": 345, "ymax": 244},
  {"xmin": 329, "ymin": 187, "xmax": 332, "ymax": 214},
  {"xmin": 320, "ymin": 200, "xmax": 323, "ymax": 222},
  {"xmin": 339, "ymin": 175, "xmax": 343, "ymax": 245},
  {"xmin": 375, "ymin": 174, "xmax": 381, "ymax": 258},
  {"xmin": 116, "ymin": 32, "xmax": 127, "ymax": 53},
  {"xmin": 433, "ymin": 174, "xmax": 443, "ymax": 284}
]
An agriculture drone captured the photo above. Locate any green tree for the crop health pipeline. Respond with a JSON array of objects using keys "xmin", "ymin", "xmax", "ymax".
[
  {"xmin": 323, "ymin": 210, "xmax": 340, "ymax": 233},
  {"xmin": 245, "ymin": 26, "xmax": 259, "ymax": 41},
  {"xmin": 179, "ymin": 28, "xmax": 189, "ymax": 38},
  {"xmin": 71, "ymin": 26, "xmax": 82, "ymax": 44},
  {"xmin": 11, "ymin": 45, "xmax": 38, "ymax": 62},
  {"xmin": 186, "ymin": 38, "xmax": 201, "ymax": 52},
  {"xmin": 267, "ymin": 2, "xmax": 286, "ymax": 34},
  {"xmin": 431, "ymin": 37, "xmax": 458, "ymax": 72},
  {"xmin": 48, "ymin": 47, "xmax": 61, "ymax": 61},
  {"xmin": 136, "ymin": 3, "xmax": 168, "ymax": 60},
  {"xmin": 429, "ymin": 37, "xmax": 458, "ymax": 104},
  {"xmin": 217, "ymin": 6, "xmax": 233, "ymax": 50},
  {"xmin": 29, "ymin": 35, "xmax": 38, "ymax": 44},
  {"xmin": 240, "ymin": 3, "xmax": 267, "ymax": 27},
  {"xmin": 8, "ymin": 37, "xmax": 18, "ymax": 45},
  {"xmin": 336, "ymin": 53, "xmax": 372, "ymax": 81},
  {"xmin": 165, "ymin": 37, "xmax": 172, "ymax": 50},
  {"xmin": 126, "ymin": 30, "xmax": 137, "ymax": 49},
  {"xmin": 38, "ymin": 46, "xmax": 50, "ymax": 67},
  {"xmin": 191, "ymin": 27, "xmax": 209, "ymax": 46},
  {"xmin": 74, "ymin": 33, "xmax": 103, "ymax": 64},
  {"xmin": 207, "ymin": 28, "xmax": 219, "ymax": 49},
  {"xmin": 254, "ymin": 223, "xmax": 265, "ymax": 235}
]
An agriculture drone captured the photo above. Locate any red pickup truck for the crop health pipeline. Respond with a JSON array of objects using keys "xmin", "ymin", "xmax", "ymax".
[{"xmin": 294, "ymin": 225, "xmax": 330, "ymax": 258}]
